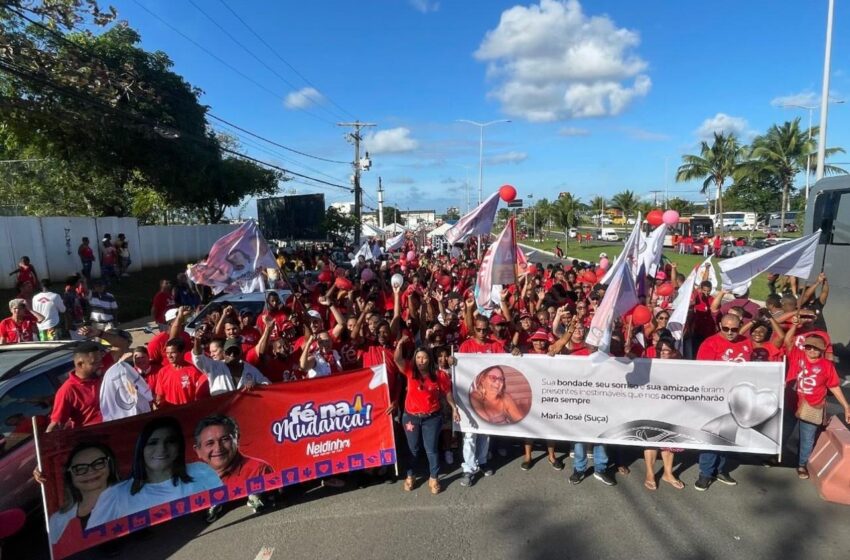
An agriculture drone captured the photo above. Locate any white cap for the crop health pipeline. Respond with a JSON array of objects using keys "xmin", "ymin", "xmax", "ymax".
[
  {"xmin": 307, "ymin": 309, "xmax": 322, "ymax": 320},
  {"xmin": 165, "ymin": 308, "xmax": 179, "ymax": 322}
]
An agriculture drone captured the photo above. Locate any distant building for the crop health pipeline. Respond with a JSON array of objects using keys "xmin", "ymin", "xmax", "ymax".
[{"xmin": 401, "ymin": 209, "xmax": 436, "ymax": 228}]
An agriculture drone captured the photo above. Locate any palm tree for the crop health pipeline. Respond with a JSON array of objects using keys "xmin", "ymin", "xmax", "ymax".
[
  {"xmin": 588, "ymin": 195, "xmax": 607, "ymax": 226},
  {"xmin": 743, "ymin": 118, "xmax": 845, "ymax": 231},
  {"xmin": 676, "ymin": 132, "xmax": 744, "ymax": 230},
  {"xmin": 610, "ymin": 189, "xmax": 639, "ymax": 222},
  {"xmin": 667, "ymin": 197, "xmax": 695, "ymax": 215},
  {"xmin": 552, "ymin": 192, "xmax": 582, "ymax": 250},
  {"xmin": 534, "ymin": 198, "xmax": 552, "ymax": 239}
]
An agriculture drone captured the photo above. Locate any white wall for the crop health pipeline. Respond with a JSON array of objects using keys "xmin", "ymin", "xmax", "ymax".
[{"xmin": 1, "ymin": 217, "xmax": 238, "ymax": 289}]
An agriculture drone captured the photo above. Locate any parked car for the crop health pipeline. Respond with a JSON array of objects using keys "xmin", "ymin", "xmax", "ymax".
[
  {"xmin": 0, "ymin": 342, "xmax": 79, "ymax": 517},
  {"xmin": 568, "ymin": 228, "xmax": 578, "ymax": 239},
  {"xmin": 596, "ymin": 228, "xmax": 620, "ymax": 242},
  {"xmin": 184, "ymin": 288, "xmax": 292, "ymax": 338}
]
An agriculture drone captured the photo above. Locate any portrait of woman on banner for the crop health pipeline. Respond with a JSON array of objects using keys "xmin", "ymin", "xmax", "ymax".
[
  {"xmin": 88, "ymin": 416, "xmax": 222, "ymax": 527},
  {"xmin": 469, "ymin": 365, "xmax": 529, "ymax": 425},
  {"xmin": 38, "ymin": 442, "xmax": 120, "ymax": 558}
]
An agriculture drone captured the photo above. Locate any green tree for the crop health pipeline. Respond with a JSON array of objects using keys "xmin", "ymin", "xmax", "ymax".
[
  {"xmin": 676, "ymin": 132, "xmax": 744, "ymax": 228},
  {"xmin": 551, "ymin": 193, "xmax": 582, "ymax": 249},
  {"xmin": 322, "ymin": 207, "xmax": 357, "ymax": 244},
  {"xmin": 743, "ymin": 119, "xmax": 845, "ymax": 231},
  {"xmin": 610, "ymin": 189, "xmax": 639, "ymax": 221},
  {"xmin": 588, "ymin": 195, "xmax": 607, "ymax": 225},
  {"xmin": 666, "ymin": 197, "xmax": 696, "ymax": 215}
]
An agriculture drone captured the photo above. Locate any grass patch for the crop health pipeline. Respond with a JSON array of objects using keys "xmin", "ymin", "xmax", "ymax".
[
  {"xmin": 0, "ymin": 264, "xmax": 187, "ymax": 324},
  {"xmin": 522, "ymin": 237, "xmax": 773, "ymax": 302}
]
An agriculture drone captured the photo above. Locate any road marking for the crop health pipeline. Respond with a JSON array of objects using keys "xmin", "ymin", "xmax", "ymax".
[{"xmin": 254, "ymin": 546, "xmax": 274, "ymax": 560}]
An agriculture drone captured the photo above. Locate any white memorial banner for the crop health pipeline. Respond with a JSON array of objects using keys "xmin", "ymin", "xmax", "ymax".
[{"xmin": 453, "ymin": 353, "xmax": 784, "ymax": 454}]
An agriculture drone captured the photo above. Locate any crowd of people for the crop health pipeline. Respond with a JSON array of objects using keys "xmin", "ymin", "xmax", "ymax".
[{"xmin": 4, "ymin": 231, "xmax": 849, "ymax": 536}]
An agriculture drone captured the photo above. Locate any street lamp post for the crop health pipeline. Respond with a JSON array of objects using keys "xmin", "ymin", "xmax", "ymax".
[
  {"xmin": 527, "ymin": 194, "xmax": 535, "ymax": 241},
  {"xmin": 457, "ymin": 119, "xmax": 511, "ymax": 205},
  {"xmin": 781, "ymin": 99, "xmax": 844, "ymax": 203}
]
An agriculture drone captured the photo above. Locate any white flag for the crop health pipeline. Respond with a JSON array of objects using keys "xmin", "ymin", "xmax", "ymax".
[
  {"xmin": 642, "ymin": 224, "xmax": 668, "ymax": 277},
  {"xmin": 601, "ymin": 213, "xmax": 643, "ymax": 284},
  {"xmin": 350, "ymin": 241, "xmax": 372, "ymax": 267},
  {"xmin": 586, "ymin": 256, "xmax": 639, "ymax": 352},
  {"xmin": 445, "ymin": 191, "xmax": 501, "ymax": 245},
  {"xmin": 668, "ymin": 255, "xmax": 713, "ymax": 350},
  {"xmin": 476, "ymin": 218, "xmax": 517, "ymax": 309},
  {"xmin": 719, "ymin": 230, "xmax": 821, "ymax": 291},
  {"xmin": 385, "ymin": 231, "xmax": 405, "ymax": 253}
]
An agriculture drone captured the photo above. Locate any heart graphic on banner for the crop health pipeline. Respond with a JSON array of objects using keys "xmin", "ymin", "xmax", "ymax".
[{"xmin": 727, "ymin": 382, "xmax": 779, "ymax": 428}]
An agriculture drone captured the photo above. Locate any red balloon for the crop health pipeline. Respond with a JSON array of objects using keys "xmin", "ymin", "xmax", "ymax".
[
  {"xmin": 499, "ymin": 184, "xmax": 517, "ymax": 202},
  {"xmin": 629, "ymin": 304, "xmax": 653, "ymax": 326},
  {"xmin": 656, "ymin": 283, "xmax": 674, "ymax": 297},
  {"xmin": 439, "ymin": 275, "xmax": 452, "ymax": 288},
  {"xmin": 647, "ymin": 209, "xmax": 664, "ymax": 227}
]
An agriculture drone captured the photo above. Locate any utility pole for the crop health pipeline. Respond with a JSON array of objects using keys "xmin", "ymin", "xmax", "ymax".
[
  {"xmin": 338, "ymin": 121, "xmax": 375, "ymax": 245},
  {"xmin": 377, "ymin": 177, "xmax": 384, "ymax": 230}
]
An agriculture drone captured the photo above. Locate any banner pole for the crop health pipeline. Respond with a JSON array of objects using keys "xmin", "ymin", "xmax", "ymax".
[{"xmin": 32, "ymin": 416, "xmax": 56, "ymax": 560}]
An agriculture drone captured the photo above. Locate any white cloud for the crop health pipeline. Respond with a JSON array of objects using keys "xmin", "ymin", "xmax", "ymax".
[
  {"xmin": 475, "ymin": 0, "xmax": 651, "ymax": 122},
  {"xmin": 364, "ymin": 127, "xmax": 419, "ymax": 154},
  {"xmin": 284, "ymin": 87, "xmax": 324, "ymax": 109},
  {"xmin": 558, "ymin": 126, "xmax": 590, "ymax": 137},
  {"xmin": 486, "ymin": 151, "xmax": 528, "ymax": 165},
  {"xmin": 770, "ymin": 91, "xmax": 819, "ymax": 108},
  {"xmin": 695, "ymin": 113, "xmax": 749, "ymax": 141},
  {"xmin": 410, "ymin": 0, "xmax": 439, "ymax": 13}
]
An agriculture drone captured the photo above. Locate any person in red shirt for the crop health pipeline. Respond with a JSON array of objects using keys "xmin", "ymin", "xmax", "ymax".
[
  {"xmin": 239, "ymin": 310, "xmax": 262, "ymax": 347},
  {"xmin": 744, "ymin": 317, "xmax": 785, "ymax": 362},
  {"xmin": 392, "ymin": 339, "xmax": 459, "ymax": 495},
  {"xmin": 696, "ymin": 313, "xmax": 752, "ymax": 363},
  {"xmin": 155, "ymin": 338, "xmax": 209, "ymax": 407},
  {"xmin": 78, "ymin": 237, "xmax": 95, "ymax": 280},
  {"xmin": 8, "ymin": 256, "xmax": 38, "ymax": 291},
  {"xmin": 783, "ymin": 333, "xmax": 850, "ymax": 478},
  {"xmin": 147, "ymin": 307, "xmax": 193, "ymax": 368},
  {"xmin": 362, "ymin": 321, "xmax": 401, "ymax": 404},
  {"xmin": 193, "ymin": 414, "xmax": 274, "ymax": 520},
  {"xmin": 549, "ymin": 314, "xmax": 591, "ymax": 356},
  {"xmin": 150, "ymin": 279, "xmax": 176, "ymax": 332},
  {"xmin": 47, "ymin": 341, "xmax": 104, "ymax": 431},
  {"xmin": 0, "ymin": 298, "xmax": 43, "ymax": 344},
  {"xmin": 694, "ymin": 313, "xmax": 750, "ymax": 491},
  {"xmin": 245, "ymin": 316, "xmax": 303, "ymax": 382}
]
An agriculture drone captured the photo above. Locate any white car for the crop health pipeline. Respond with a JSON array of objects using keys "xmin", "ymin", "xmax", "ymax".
[
  {"xmin": 596, "ymin": 228, "xmax": 620, "ymax": 242},
  {"xmin": 568, "ymin": 228, "xmax": 578, "ymax": 239}
]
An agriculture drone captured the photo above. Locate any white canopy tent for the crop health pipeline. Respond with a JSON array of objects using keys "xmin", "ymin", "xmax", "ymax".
[
  {"xmin": 427, "ymin": 222, "xmax": 453, "ymax": 238},
  {"xmin": 383, "ymin": 222, "xmax": 406, "ymax": 234},
  {"xmin": 361, "ymin": 222, "xmax": 385, "ymax": 238}
]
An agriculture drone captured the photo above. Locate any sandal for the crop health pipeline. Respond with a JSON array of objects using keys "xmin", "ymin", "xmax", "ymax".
[
  {"xmin": 403, "ymin": 476, "xmax": 415, "ymax": 491},
  {"xmin": 644, "ymin": 479, "xmax": 657, "ymax": 491},
  {"xmin": 662, "ymin": 477, "xmax": 685, "ymax": 490},
  {"xmin": 617, "ymin": 465, "xmax": 631, "ymax": 476},
  {"xmin": 428, "ymin": 477, "xmax": 441, "ymax": 495},
  {"xmin": 797, "ymin": 467, "xmax": 810, "ymax": 480}
]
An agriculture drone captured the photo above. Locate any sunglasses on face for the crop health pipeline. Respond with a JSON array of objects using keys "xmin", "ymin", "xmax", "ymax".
[
  {"xmin": 486, "ymin": 374, "xmax": 505, "ymax": 383},
  {"xmin": 68, "ymin": 456, "xmax": 109, "ymax": 476},
  {"xmin": 720, "ymin": 326, "xmax": 740, "ymax": 333}
]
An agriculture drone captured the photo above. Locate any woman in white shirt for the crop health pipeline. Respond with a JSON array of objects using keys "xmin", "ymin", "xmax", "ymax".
[
  {"xmin": 88, "ymin": 416, "xmax": 222, "ymax": 527},
  {"xmin": 299, "ymin": 331, "xmax": 342, "ymax": 378}
]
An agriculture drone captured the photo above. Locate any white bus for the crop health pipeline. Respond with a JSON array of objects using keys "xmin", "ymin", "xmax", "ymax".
[{"xmin": 718, "ymin": 212, "xmax": 757, "ymax": 230}]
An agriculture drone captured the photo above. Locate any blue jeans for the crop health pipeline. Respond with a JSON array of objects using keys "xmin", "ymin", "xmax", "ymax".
[
  {"xmin": 698, "ymin": 452, "xmax": 727, "ymax": 478},
  {"xmin": 402, "ymin": 412, "xmax": 441, "ymax": 478},
  {"xmin": 798, "ymin": 420, "xmax": 820, "ymax": 467},
  {"xmin": 573, "ymin": 443, "xmax": 607, "ymax": 473},
  {"xmin": 81, "ymin": 260, "xmax": 92, "ymax": 280},
  {"xmin": 461, "ymin": 433, "xmax": 490, "ymax": 474}
]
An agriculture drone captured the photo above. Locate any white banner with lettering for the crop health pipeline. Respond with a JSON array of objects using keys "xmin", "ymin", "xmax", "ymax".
[{"xmin": 453, "ymin": 354, "xmax": 785, "ymax": 454}]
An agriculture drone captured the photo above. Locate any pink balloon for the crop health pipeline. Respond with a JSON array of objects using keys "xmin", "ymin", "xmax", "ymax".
[
  {"xmin": 361, "ymin": 268, "xmax": 375, "ymax": 282},
  {"xmin": 406, "ymin": 250, "xmax": 416, "ymax": 261},
  {"xmin": 662, "ymin": 209, "xmax": 680, "ymax": 226}
]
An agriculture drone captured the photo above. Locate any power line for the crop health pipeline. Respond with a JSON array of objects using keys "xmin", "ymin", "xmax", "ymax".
[
  {"xmin": 184, "ymin": 0, "xmax": 344, "ymax": 123},
  {"xmin": 128, "ymin": 0, "xmax": 335, "ymax": 125},
  {"xmin": 0, "ymin": 59, "xmax": 352, "ymax": 192},
  {"xmin": 208, "ymin": 114, "xmax": 349, "ymax": 164},
  {"xmin": 216, "ymin": 0, "xmax": 357, "ymax": 121}
]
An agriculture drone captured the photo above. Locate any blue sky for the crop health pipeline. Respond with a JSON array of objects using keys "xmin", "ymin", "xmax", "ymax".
[{"xmin": 110, "ymin": 0, "xmax": 850, "ymax": 216}]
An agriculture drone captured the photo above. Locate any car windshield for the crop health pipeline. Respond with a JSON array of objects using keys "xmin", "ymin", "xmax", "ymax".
[{"xmin": 0, "ymin": 349, "xmax": 47, "ymax": 379}]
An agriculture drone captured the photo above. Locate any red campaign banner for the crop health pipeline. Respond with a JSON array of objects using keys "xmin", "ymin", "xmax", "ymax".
[{"xmin": 37, "ymin": 366, "xmax": 395, "ymax": 560}]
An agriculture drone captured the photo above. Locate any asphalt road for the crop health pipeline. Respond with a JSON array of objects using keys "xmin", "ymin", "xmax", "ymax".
[{"xmin": 8, "ymin": 439, "xmax": 849, "ymax": 560}]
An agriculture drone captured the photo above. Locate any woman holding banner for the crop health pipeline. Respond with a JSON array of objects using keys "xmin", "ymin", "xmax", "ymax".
[
  {"xmin": 642, "ymin": 337, "xmax": 685, "ymax": 491},
  {"xmin": 393, "ymin": 340, "xmax": 459, "ymax": 494},
  {"xmin": 88, "ymin": 416, "xmax": 222, "ymax": 526}
]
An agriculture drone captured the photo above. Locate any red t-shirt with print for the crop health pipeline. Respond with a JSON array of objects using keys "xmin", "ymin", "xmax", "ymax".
[
  {"xmin": 402, "ymin": 364, "xmax": 452, "ymax": 415},
  {"xmin": 785, "ymin": 347, "xmax": 839, "ymax": 406},
  {"xmin": 458, "ymin": 338, "xmax": 506, "ymax": 354},
  {"xmin": 696, "ymin": 334, "xmax": 752, "ymax": 362},
  {"xmin": 155, "ymin": 363, "xmax": 210, "ymax": 406},
  {"xmin": 0, "ymin": 317, "xmax": 37, "ymax": 344}
]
